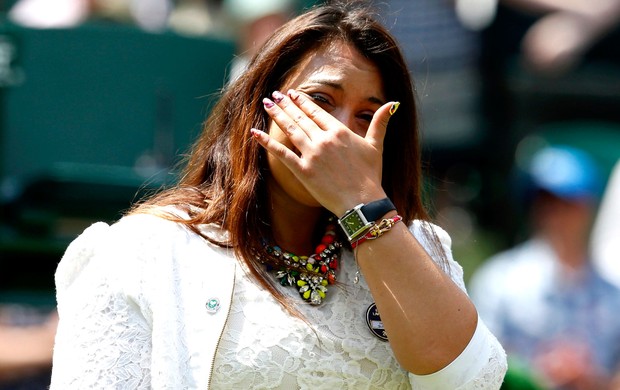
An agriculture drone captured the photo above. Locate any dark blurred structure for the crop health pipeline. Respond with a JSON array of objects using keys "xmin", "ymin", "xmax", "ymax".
[
  {"xmin": 477, "ymin": 1, "xmax": 620, "ymax": 246},
  {"xmin": 0, "ymin": 17, "xmax": 234, "ymax": 303},
  {"xmin": 379, "ymin": 0, "xmax": 483, "ymax": 156}
]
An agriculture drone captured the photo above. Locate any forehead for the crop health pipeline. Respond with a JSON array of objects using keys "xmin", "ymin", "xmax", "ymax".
[{"xmin": 284, "ymin": 41, "xmax": 384, "ymax": 97}]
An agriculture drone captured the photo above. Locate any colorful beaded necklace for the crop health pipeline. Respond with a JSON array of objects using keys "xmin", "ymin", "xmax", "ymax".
[{"xmin": 257, "ymin": 222, "xmax": 342, "ymax": 305}]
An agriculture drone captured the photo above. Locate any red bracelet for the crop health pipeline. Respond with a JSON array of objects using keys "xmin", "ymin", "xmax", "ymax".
[{"xmin": 351, "ymin": 215, "xmax": 403, "ymax": 249}]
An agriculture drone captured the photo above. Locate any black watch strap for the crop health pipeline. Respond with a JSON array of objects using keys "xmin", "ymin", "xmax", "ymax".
[{"xmin": 360, "ymin": 197, "xmax": 396, "ymax": 222}]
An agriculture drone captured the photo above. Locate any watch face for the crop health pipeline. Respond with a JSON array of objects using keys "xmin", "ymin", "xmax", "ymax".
[
  {"xmin": 343, "ymin": 213, "xmax": 366, "ymax": 232},
  {"xmin": 339, "ymin": 209, "xmax": 371, "ymax": 240}
]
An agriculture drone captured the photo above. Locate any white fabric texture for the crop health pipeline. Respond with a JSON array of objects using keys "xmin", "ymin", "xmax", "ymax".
[
  {"xmin": 592, "ymin": 160, "xmax": 620, "ymax": 288},
  {"xmin": 51, "ymin": 214, "xmax": 507, "ymax": 389}
]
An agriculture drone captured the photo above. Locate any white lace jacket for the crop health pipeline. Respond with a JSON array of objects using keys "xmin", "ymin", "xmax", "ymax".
[{"xmin": 51, "ymin": 214, "xmax": 507, "ymax": 389}]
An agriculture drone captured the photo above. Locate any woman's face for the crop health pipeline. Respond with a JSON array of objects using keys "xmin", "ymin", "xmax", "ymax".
[{"xmin": 266, "ymin": 40, "xmax": 385, "ymax": 209}]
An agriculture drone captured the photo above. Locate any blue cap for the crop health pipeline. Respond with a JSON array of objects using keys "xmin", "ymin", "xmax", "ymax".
[{"xmin": 526, "ymin": 145, "xmax": 602, "ymax": 200}]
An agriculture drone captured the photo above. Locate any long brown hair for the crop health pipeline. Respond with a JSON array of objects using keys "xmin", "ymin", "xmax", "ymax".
[{"xmin": 131, "ymin": 0, "xmax": 432, "ymax": 310}]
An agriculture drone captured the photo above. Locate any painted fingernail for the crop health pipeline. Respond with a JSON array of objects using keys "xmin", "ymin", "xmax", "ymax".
[
  {"xmin": 263, "ymin": 98, "xmax": 275, "ymax": 108},
  {"xmin": 272, "ymin": 90, "xmax": 285, "ymax": 103},
  {"xmin": 287, "ymin": 89, "xmax": 299, "ymax": 101},
  {"xmin": 389, "ymin": 102, "xmax": 400, "ymax": 116}
]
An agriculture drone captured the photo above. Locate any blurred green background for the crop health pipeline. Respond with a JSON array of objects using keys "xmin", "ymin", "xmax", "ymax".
[{"xmin": 0, "ymin": 19, "xmax": 234, "ymax": 304}]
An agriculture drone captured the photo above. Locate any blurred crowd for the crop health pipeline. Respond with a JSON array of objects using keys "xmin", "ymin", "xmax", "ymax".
[
  {"xmin": 4, "ymin": 0, "xmax": 301, "ymax": 50},
  {"xmin": 6, "ymin": 0, "xmax": 224, "ymax": 35},
  {"xmin": 1, "ymin": 0, "xmax": 620, "ymax": 389},
  {"xmin": 470, "ymin": 145, "xmax": 620, "ymax": 389}
]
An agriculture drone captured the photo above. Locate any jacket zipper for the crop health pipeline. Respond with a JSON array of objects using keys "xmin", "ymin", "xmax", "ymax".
[{"xmin": 206, "ymin": 264, "xmax": 236, "ymax": 389}]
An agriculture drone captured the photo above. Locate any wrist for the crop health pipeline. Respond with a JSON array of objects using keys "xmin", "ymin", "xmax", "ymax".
[
  {"xmin": 334, "ymin": 189, "xmax": 388, "ymax": 217},
  {"xmin": 337, "ymin": 197, "xmax": 396, "ymax": 242}
]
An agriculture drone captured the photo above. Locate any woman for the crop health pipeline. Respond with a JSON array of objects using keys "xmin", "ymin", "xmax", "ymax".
[{"xmin": 50, "ymin": 1, "xmax": 507, "ymax": 388}]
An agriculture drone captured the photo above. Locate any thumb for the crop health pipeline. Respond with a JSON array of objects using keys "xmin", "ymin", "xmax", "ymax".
[{"xmin": 366, "ymin": 101, "xmax": 400, "ymax": 149}]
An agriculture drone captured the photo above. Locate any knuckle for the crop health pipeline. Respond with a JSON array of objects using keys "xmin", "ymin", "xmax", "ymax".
[
  {"xmin": 302, "ymin": 153, "xmax": 320, "ymax": 169},
  {"xmin": 317, "ymin": 134, "xmax": 339, "ymax": 150},
  {"xmin": 285, "ymin": 123, "xmax": 297, "ymax": 134},
  {"xmin": 294, "ymin": 114, "xmax": 304, "ymax": 124},
  {"xmin": 307, "ymin": 107, "xmax": 321, "ymax": 119},
  {"xmin": 279, "ymin": 99, "xmax": 292, "ymax": 109},
  {"xmin": 331, "ymin": 126, "xmax": 349, "ymax": 137}
]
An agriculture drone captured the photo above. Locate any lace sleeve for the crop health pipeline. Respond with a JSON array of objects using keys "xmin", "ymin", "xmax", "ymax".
[{"xmin": 51, "ymin": 222, "xmax": 153, "ymax": 389}]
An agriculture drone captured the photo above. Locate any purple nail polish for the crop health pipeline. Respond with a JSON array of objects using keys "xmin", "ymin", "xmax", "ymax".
[
  {"xmin": 263, "ymin": 98, "xmax": 275, "ymax": 108},
  {"xmin": 272, "ymin": 91, "xmax": 285, "ymax": 103}
]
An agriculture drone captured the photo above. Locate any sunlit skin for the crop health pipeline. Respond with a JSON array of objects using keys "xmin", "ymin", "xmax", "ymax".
[
  {"xmin": 262, "ymin": 42, "xmax": 385, "ymax": 254},
  {"xmin": 251, "ymin": 40, "xmax": 478, "ymax": 375}
]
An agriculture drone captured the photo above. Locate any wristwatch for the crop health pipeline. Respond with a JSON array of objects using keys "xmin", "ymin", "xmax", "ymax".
[{"xmin": 338, "ymin": 198, "xmax": 396, "ymax": 242}]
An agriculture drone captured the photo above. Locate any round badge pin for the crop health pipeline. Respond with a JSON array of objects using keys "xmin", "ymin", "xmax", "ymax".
[
  {"xmin": 366, "ymin": 302, "xmax": 388, "ymax": 341},
  {"xmin": 206, "ymin": 298, "xmax": 221, "ymax": 314}
]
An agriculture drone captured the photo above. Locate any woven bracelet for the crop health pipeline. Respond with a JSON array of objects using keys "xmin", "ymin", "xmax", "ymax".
[{"xmin": 351, "ymin": 215, "xmax": 403, "ymax": 249}]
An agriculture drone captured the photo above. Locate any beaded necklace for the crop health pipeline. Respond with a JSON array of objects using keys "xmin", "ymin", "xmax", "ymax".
[{"xmin": 256, "ymin": 222, "xmax": 342, "ymax": 305}]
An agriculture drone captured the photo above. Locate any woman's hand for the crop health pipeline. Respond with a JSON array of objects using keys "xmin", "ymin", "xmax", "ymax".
[{"xmin": 251, "ymin": 89, "xmax": 398, "ymax": 217}]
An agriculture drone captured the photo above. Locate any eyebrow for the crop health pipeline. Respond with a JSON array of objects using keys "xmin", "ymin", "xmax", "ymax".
[{"xmin": 305, "ymin": 78, "xmax": 386, "ymax": 106}]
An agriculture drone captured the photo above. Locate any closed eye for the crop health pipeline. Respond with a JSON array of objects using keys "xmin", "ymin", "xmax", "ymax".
[
  {"xmin": 310, "ymin": 94, "xmax": 332, "ymax": 106},
  {"xmin": 358, "ymin": 112, "xmax": 374, "ymax": 123}
]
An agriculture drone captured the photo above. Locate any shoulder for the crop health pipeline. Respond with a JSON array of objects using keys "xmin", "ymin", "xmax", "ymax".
[{"xmin": 55, "ymin": 213, "xmax": 232, "ymax": 293}]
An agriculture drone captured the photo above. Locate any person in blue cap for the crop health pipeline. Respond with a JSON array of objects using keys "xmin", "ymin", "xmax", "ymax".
[{"xmin": 469, "ymin": 145, "xmax": 620, "ymax": 390}]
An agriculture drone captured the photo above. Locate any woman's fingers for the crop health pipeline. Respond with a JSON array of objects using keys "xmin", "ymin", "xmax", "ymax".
[
  {"xmin": 250, "ymin": 128, "xmax": 302, "ymax": 168},
  {"xmin": 284, "ymin": 88, "xmax": 399, "ymax": 154},
  {"xmin": 366, "ymin": 101, "xmax": 399, "ymax": 151},
  {"xmin": 286, "ymin": 89, "xmax": 339, "ymax": 132},
  {"xmin": 263, "ymin": 91, "xmax": 319, "ymax": 149},
  {"xmin": 254, "ymin": 90, "xmax": 396, "ymax": 213},
  {"xmin": 259, "ymin": 88, "xmax": 399, "ymax": 165}
]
